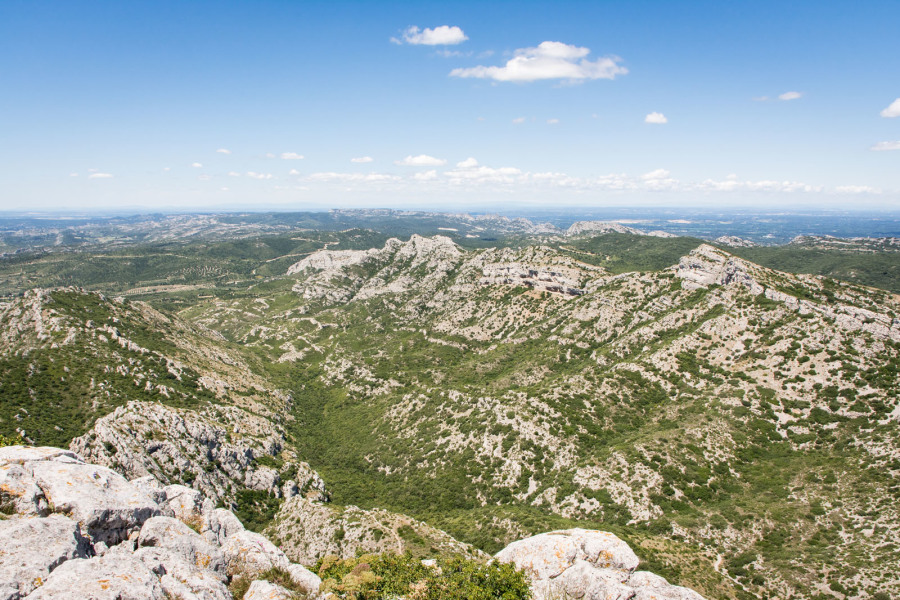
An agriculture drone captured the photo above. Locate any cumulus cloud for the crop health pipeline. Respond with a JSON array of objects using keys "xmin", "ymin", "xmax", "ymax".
[
  {"xmin": 445, "ymin": 164, "xmax": 522, "ymax": 184},
  {"xmin": 228, "ymin": 171, "xmax": 241, "ymax": 177},
  {"xmin": 88, "ymin": 173, "xmax": 113, "ymax": 179},
  {"xmin": 456, "ymin": 157, "xmax": 479, "ymax": 168},
  {"xmin": 394, "ymin": 154, "xmax": 447, "ymax": 166},
  {"xmin": 306, "ymin": 172, "xmax": 401, "ymax": 183},
  {"xmin": 413, "ymin": 170, "xmax": 439, "ymax": 181},
  {"xmin": 641, "ymin": 169, "xmax": 671, "ymax": 180},
  {"xmin": 871, "ymin": 141, "xmax": 900, "ymax": 151},
  {"xmin": 835, "ymin": 185, "xmax": 882, "ymax": 194},
  {"xmin": 351, "ymin": 156, "xmax": 374, "ymax": 163},
  {"xmin": 547, "ymin": 118, "xmax": 560, "ymax": 124},
  {"xmin": 216, "ymin": 148, "xmax": 231, "ymax": 154},
  {"xmin": 512, "ymin": 117, "xmax": 526, "ymax": 124},
  {"xmin": 394, "ymin": 25, "xmax": 468, "ymax": 46},
  {"xmin": 645, "ymin": 112, "xmax": 668, "ymax": 124},
  {"xmin": 281, "ymin": 152, "xmax": 304, "ymax": 160},
  {"xmin": 191, "ymin": 162, "xmax": 203, "ymax": 168},
  {"xmin": 881, "ymin": 98, "xmax": 900, "ymax": 118},
  {"xmin": 778, "ymin": 91, "xmax": 803, "ymax": 101},
  {"xmin": 246, "ymin": 172, "xmax": 274, "ymax": 179},
  {"xmin": 450, "ymin": 41, "xmax": 627, "ymax": 82}
]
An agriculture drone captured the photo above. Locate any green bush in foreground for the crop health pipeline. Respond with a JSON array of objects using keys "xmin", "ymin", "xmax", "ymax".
[{"xmin": 316, "ymin": 552, "xmax": 532, "ymax": 600}]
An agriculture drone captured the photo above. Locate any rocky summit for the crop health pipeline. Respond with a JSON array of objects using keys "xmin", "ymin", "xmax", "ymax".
[{"xmin": 0, "ymin": 445, "xmax": 700, "ymax": 600}]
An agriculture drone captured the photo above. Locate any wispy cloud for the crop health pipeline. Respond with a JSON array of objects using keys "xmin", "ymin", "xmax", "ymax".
[
  {"xmin": 512, "ymin": 117, "xmax": 526, "ymax": 124},
  {"xmin": 216, "ymin": 148, "xmax": 231, "ymax": 154},
  {"xmin": 645, "ymin": 112, "xmax": 668, "ymax": 124},
  {"xmin": 393, "ymin": 25, "xmax": 468, "ymax": 46},
  {"xmin": 246, "ymin": 172, "xmax": 274, "ymax": 179},
  {"xmin": 450, "ymin": 41, "xmax": 626, "ymax": 83},
  {"xmin": 191, "ymin": 162, "xmax": 203, "ymax": 168},
  {"xmin": 778, "ymin": 91, "xmax": 803, "ymax": 101},
  {"xmin": 394, "ymin": 154, "xmax": 447, "ymax": 166},
  {"xmin": 871, "ymin": 141, "xmax": 900, "ymax": 151},
  {"xmin": 881, "ymin": 98, "xmax": 900, "ymax": 118},
  {"xmin": 835, "ymin": 185, "xmax": 882, "ymax": 194},
  {"xmin": 281, "ymin": 152, "xmax": 304, "ymax": 160},
  {"xmin": 351, "ymin": 156, "xmax": 374, "ymax": 163},
  {"xmin": 547, "ymin": 118, "xmax": 560, "ymax": 125},
  {"xmin": 88, "ymin": 173, "xmax": 113, "ymax": 179},
  {"xmin": 307, "ymin": 172, "xmax": 401, "ymax": 182}
]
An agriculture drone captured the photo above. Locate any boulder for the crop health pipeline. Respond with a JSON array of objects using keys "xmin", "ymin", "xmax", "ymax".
[
  {"xmin": 629, "ymin": 571, "xmax": 706, "ymax": 600},
  {"xmin": 0, "ymin": 463, "xmax": 48, "ymax": 517},
  {"xmin": 25, "ymin": 553, "xmax": 166, "ymax": 600},
  {"xmin": 137, "ymin": 516, "xmax": 226, "ymax": 580},
  {"xmin": 0, "ymin": 515, "xmax": 90, "ymax": 600},
  {"xmin": 495, "ymin": 528, "xmax": 639, "ymax": 580},
  {"xmin": 162, "ymin": 484, "xmax": 205, "ymax": 521},
  {"xmin": 243, "ymin": 580, "xmax": 296, "ymax": 600},
  {"xmin": 202, "ymin": 508, "xmax": 245, "ymax": 546},
  {"xmin": 222, "ymin": 530, "xmax": 290, "ymax": 578},
  {"xmin": 495, "ymin": 529, "xmax": 706, "ymax": 600},
  {"xmin": 134, "ymin": 547, "xmax": 231, "ymax": 600},
  {"xmin": 286, "ymin": 563, "xmax": 323, "ymax": 596},
  {"xmin": 28, "ymin": 458, "xmax": 161, "ymax": 545}
]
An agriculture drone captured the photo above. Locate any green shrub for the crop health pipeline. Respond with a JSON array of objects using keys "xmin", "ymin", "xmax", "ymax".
[{"xmin": 316, "ymin": 552, "xmax": 531, "ymax": 600}]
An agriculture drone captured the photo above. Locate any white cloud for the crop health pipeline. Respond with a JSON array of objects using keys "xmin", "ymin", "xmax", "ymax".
[
  {"xmin": 394, "ymin": 154, "xmax": 447, "ymax": 166},
  {"xmin": 351, "ymin": 156, "xmax": 374, "ymax": 163},
  {"xmin": 881, "ymin": 98, "xmax": 900, "ymax": 118},
  {"xmin": 641, "ymin": 169, "xmax": 671, "ymax": 180},
  {"xmin": 289, "ymin": 168, "xmax": 301, "ymax": 175},
  {"xmin": 512, "ymin": 117, "xmax": 526, "ymax": 124},
  {"xmin": 198, "ymin": 174, "xmax": 211, "ymax": 181},
  {"xmin": 413, "ymin": 170, "xmax": 438, "ymax": 181},
  {"xmin": 456, "ymin": 157, "xmax": 479, "ymax": 168},
  {"xmin": 778, "ymin": 91, "xmax": 802, "ymax": 101},
  {"xmin": 246, "ymin": 172, "xmax": 274, "ymax": 179},
  {"xmin": 281, "ymin": 152, "xmax": 304, "ymax": 160},
  {"xmin": 88, "ymin": 173, "xmax": 113, "ymax": 179},
  {"xmin": 69, "ymin": 172, "xmax": 78, "ymax": 177},
  {"xmin": 228, "ymin": 171, "xmax": 241, "ymax": 177},
  {"xmin": 191, "ymin": 162, "xmax": 203, "ymax": 168},
  {"xmin": 216, "ymin": 148, "xmax": 231, "ymax": 154},
  {"xmin": 395, "ymin": 25, "xmax": 468, "ymax": 46},
  {"xmin": 450, "ymin": 41, "xmax": 627, "ymax": 82},
  {"xmin": 306, "ymin": 172, "xmax": 401, "ymax": 183},
  {"xmin": 645, "ymin": 112, "xmax": 668, "ymax": 124},
  {"xmin": 547, "ymin": 118, "xmax": 560, "ymax": 124},
  {"xmin": 445, "ymin": 164, "xmax": 522, "ymax": 184},
  {"xmin": 835, "ymin": 185, "xmax": 882, "ymax": 194},
  {"xmin": 871, "ymin": 141, "xmax": 900, "ymax": 151}
]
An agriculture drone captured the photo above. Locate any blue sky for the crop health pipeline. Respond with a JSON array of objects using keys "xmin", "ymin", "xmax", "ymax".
[{"xmin": 1, "ymin": 0, "xmax": 899, "ymax": 212}]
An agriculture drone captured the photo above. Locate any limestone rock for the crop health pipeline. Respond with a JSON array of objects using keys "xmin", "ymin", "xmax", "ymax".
[
  {"xmin": 222, "ymin": 530, "xmax": 291, "ymax": 578},
  {"xmin": 28, "ymin": 457, "xmax": 161, "ymax": 545},
  {"xmin": 202, "ymin": 508, "xmax": 246, "ymax": 547},
  {"xmin": 137, "ymin": 516, "xmax": 227, "ymax": 580},
  {"xmin": 0, "ymin": 515, "xmax": 90, "ymax": 600},
  {"xmin": 133, "ymin": 547, "xmax": 231, "ymax": 600},
  {"xmin": 629, "ymin": 571, "xmax": 706, "ymax": 600},
  {"xmin": 243, "ymin": 580, "xmax": 296, "ymax": 600},
  {"xmin": 495, "ymin": 529, "xmax": 706, "ymax": 600},
  {"xmin": 162, "ymin": 484, "xmax": 205, "ymax": 521},
  {"xmin": 26, "ymin": 553, "xmax": 166, "ymax": 600},
  {"xmin": 675, "ymin": 245, "xmax": 763, "ymax": 293},
  {"xmin": 286, "ymin": 563, "xmax": 323, "ymax": 596}
]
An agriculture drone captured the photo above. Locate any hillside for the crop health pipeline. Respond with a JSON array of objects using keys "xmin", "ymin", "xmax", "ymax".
[{"xmin": 1, "ymin": 233, "xmax": 899, "ymax": 599}]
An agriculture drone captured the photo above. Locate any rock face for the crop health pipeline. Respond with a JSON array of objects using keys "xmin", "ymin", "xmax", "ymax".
[
  {"xmin": 675, "ymin": 244, "xmax": 764, "ymax": 293},
  {"xmin": 714, "ymin": 235, "xmax": 758, "ymax": 248},
  {"xmin": 70, "ymin": 401, "xmax": 327, "ymax": 506},
  {"xmin": 566, "ymin": 221, "xmax": 677, "ymax": 238},
  {"xmin": 495, "ymin": 529, "xmax": 706, "ymax": 600},
  {"xmin": 0, "ymin": 446, "xmax": 322, "ymax": 600},
  {"xmin": 268, "ymin": 496, "xmax": 485, "ymax": 565}
]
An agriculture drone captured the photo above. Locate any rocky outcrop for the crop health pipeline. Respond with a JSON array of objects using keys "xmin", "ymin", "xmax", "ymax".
[
  {"xmin": 495, "ymin": 529, "xmax": 705, "ymax": 600},
  {"xmin": 714, "ymin": 235, "xmax": 758, "ymax": 248},
  {"xmin": 0, "ymin": 446, "xmax": 322, "ymax": 600},
  {"xmin": 566, "ymin": 221, "xmax": 677, "ymax": 238},
  {"xmin": 675, "ymin": 244, "xmax": 764, "ymax": 293},
  {"xmin": 70, "ymin": 401, "xmax": 326, "ymax": 506},
  {"xmin": 268, "ymin": 496, "xmax": 485, "ymax": 565}
]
